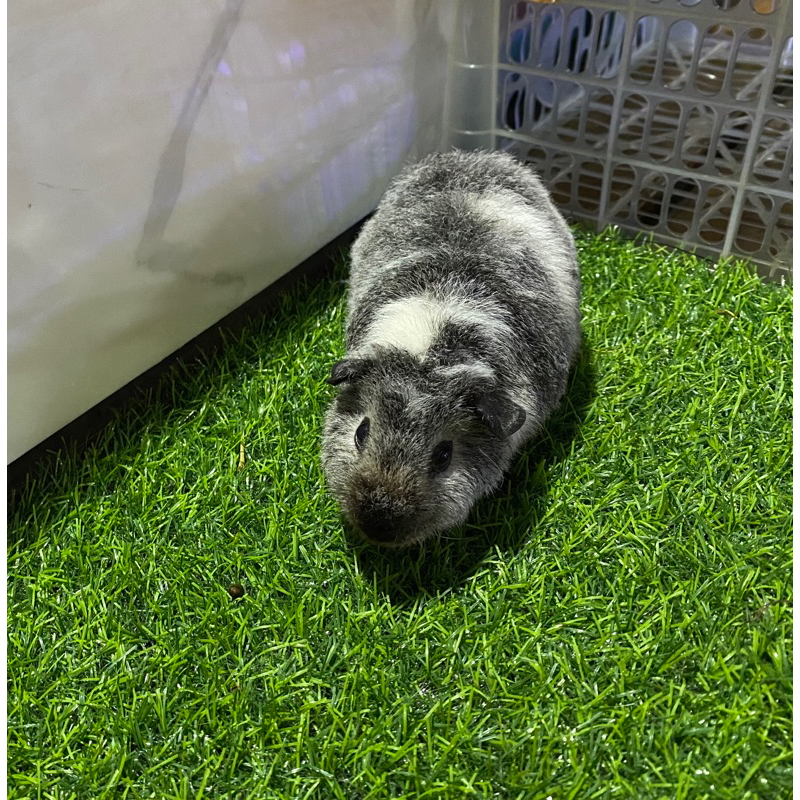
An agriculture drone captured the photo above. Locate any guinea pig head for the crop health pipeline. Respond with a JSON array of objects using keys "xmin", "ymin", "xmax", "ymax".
[{"xmin": 321, "ymin": 352, "xmax": 526, "ymax": 546}]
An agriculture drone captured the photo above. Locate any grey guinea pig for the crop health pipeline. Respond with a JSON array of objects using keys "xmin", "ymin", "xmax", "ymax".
[{"xmin": 322, "ymin": 149, "xmax": 580, "ymax": 547}]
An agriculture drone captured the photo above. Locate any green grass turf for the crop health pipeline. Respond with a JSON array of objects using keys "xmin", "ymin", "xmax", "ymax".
[{"xmin": 8, "ymin": 228, "xmax": 792, "ymax": 799}]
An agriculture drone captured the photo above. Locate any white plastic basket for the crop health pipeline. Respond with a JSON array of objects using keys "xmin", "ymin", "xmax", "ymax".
[{"xmin": 444, "ymin": 0, "xmax": 793, "ymax": 279}]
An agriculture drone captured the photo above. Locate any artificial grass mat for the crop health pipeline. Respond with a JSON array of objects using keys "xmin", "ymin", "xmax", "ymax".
[{"xmin": 8, "ymin": 228, "xmax": 792, "ymax": 799}]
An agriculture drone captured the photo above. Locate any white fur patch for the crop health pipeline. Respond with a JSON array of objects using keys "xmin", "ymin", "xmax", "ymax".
[
  {"xmin": 362, "ymin": 295, "xmax": 441, "ymax": 356},
  {"xmin": 468, "ymin": 190, "xmax": 578, "ymax": 310},
  {"xmin": 362, "ymin": 294, "xmax": 513, "ymax": 357},
  {"xmin": 435, "ymin": 362, "xmax": 496, "ymax": 382}
]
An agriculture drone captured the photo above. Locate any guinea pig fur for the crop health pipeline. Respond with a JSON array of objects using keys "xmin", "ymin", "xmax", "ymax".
[{"xmin": 322, "ymin": 150, "xmax": 580, "ymax": 547}]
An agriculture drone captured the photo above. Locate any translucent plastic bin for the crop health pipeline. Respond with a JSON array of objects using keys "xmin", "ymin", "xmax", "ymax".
[
  {"xmin": 445, "ymin": 0, "xmax": 793, "ymax": 279},
  {"xmin": 7, "ymin": 0, "xmax": 449, "ymax": 462}
]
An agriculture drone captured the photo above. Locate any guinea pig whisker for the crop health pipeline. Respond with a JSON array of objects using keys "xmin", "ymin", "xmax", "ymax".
[{"xmin": 476, "ymin": 447, "xmax": 502, "ymax": 472}]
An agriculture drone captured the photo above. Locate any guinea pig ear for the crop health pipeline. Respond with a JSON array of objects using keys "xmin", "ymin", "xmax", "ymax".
[
  {"xmin": 472, "ymin": 392, "xmax": 527, "ymax": 440},
  {"xmin": 326, "ymin": 358, "xmax": 371, "ymax": 386}
]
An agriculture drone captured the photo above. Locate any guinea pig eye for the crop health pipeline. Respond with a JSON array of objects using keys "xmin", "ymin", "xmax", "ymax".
[
  {"xmin": 354, "ymin": 417, "xmax": 370, "ymax": 451},
  {"xmin": 431, "ymin": 441, "xmax": 453, "ymax": 473}
]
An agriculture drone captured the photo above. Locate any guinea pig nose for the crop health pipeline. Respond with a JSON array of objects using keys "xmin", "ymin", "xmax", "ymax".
[
  {"xmin": 357, "ymin": 507, "xmax": 398, "ymax": 543},
  {"xmin": 361, "ymin": 523, "xmax": 397, "ymax": 544}
]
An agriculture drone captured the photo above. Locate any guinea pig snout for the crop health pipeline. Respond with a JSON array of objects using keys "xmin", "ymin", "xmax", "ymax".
[{"xmin": 351, "ymin": 479, "xmax": 418, "ymax": 544}]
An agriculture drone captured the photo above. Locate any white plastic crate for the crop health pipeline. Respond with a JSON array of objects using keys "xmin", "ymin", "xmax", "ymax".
[{"xmin": 444, "ymin": 0, "xmax": 793, "ymax": 279}]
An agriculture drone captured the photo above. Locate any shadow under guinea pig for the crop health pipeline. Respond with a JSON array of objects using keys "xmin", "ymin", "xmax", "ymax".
[{"xmin": 349, "ymin": 336, "xmax": 598, "ymax": 606}]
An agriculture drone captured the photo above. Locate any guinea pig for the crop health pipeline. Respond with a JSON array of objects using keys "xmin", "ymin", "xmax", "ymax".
[{"xmin": 322, "ymin": 149, "xmax": 580, "ymax": 547}]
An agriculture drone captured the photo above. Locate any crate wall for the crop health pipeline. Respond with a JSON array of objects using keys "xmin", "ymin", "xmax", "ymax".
[{"xmin": 493, "ymin": 0, "xmax": 793, "ymax": 279}]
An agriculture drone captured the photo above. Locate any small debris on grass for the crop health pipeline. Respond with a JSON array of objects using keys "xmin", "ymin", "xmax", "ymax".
[
  {"xmin": 238, "ymin": 442, "xmax": 246, "ymax": 471},
  {"xmin": 228, "ymin": 583, "xmax": 245, "ymax": 599}
]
